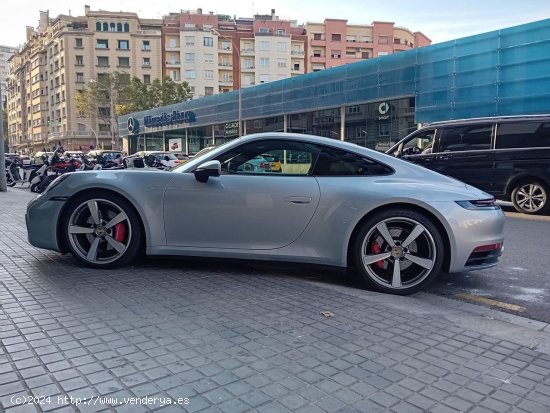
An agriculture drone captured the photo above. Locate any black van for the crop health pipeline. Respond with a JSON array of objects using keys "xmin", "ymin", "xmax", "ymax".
[{"xmin": 386, "ymin": 115, "xmax": 550, "ymax": 214}]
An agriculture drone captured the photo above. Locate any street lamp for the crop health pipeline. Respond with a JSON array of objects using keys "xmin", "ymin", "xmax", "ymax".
[{"xmin": 211, "ymin": 29, "xmax": 243, "ymax": 137}]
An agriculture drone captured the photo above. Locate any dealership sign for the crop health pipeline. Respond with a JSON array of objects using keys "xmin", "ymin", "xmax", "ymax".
[{"xmin": 143, "ymin": 110, "xmax": 197, "ymax": 128}]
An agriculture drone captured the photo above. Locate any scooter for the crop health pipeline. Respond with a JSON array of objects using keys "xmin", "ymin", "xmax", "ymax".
[
  {"xmin": 5, "ymin": 157, "xmax": 24, "ymax": 187},
  {"xmin": 30, "ymin": 145, "xmax": 68, "ymax": 193}
]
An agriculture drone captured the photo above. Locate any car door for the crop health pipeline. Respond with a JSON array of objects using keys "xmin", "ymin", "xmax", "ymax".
[
  {"xmin": 163, "ymin": 139, "xmax": 321, "ymax": 250},
  {"xmin": 433, "ymin": 123, "xmax": 495, "ymax": 192}
]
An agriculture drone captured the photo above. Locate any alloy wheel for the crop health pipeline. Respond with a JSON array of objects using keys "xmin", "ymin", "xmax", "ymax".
[
  {"xmin": 360, "ymin": 217, "xmax": 437, "ymax": 290},
  {"xmin": 67, "ymin": 198, "xmax": 133, "ymax": 265},
  {"xmin": 513, "ymin": 183, "xmax": 547, "ymax": 213}
]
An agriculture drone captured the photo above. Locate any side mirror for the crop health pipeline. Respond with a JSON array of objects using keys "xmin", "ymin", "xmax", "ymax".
[{"xmin": 194, "ymin": 160, "xmax": 221, "ymax": 183}]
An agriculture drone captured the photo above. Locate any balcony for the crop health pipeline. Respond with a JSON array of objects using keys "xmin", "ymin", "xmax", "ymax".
[
  {"xmin": 241, "ymin": 66, "xmax": 255, "ymax": 72},
  {"xmin": 240, "ymin": 49, "xmax": 255, "ymax": 55},
  {"xmin": 218, "ymin": 62, "xmax": 233, "ymax": 68},
  {"xmin": 310, "ymin": 39, "xmax": 325, "ymax": 47},
  {"xmin": 218, "ymin": 47, "xmax": 233, "ymax": 53},
  {"xmin": 291, "ymin": 51, "xmax": 305, "ymax": 57},
  {"xmin": 310, "ymin": 56, "xmax": 326, "ymax": 63},
  {"xmin": 136, "ymin": 30, "xmax": 161, "ymax": 35},
  {"xmin": 165, "ymin": 61, "xmax": 181, "ymax": 67},
  {"xmin": 219, "ymin": 79, "xmax": 233, "ymax": 86}
]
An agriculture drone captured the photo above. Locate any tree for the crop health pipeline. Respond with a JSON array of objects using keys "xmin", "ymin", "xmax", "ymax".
[
  {"xmin": 75, "ymin": 71, "xmax": 132, "ymax": 149},
  {"xmin": 117, "ymin": 77, "xmax": 192, "ymax": 115}
]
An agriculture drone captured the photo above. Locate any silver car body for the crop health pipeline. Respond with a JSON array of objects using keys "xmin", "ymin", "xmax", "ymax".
[{"xmin": 27, "ymin": 133, "xmax": 504, "ymax": 274}]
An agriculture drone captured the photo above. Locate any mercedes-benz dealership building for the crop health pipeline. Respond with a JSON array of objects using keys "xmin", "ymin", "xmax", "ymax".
[{"xmin": 119, "ymin": 19, "xmax": 550, "ymax": 155}]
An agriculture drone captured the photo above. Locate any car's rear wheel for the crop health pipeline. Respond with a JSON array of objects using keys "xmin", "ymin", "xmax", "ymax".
[
  {"xmin": 352, "ymin": 209, "xmax": 444, "ymax": 295},
  {"xmin": 511, "ymin": 181, "xmax": 548, "ymax": 214},
  {"xmin": 62, "ymin": 193, "xmax": 142, "ymax": 268}
]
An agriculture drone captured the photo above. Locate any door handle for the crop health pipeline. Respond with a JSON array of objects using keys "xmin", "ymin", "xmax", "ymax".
[{"xmin": 285, "ymin": 196, "xmax": 312, "ymax": 204}]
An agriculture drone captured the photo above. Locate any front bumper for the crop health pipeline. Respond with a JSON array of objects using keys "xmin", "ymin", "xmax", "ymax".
[{"xmin": 26, "ymin": 195, "xmax": 66, "ymax": 252}]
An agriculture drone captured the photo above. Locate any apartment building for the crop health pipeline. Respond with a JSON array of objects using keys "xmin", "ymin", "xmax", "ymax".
[
  {"xmin": 161, "ymin": 9, "xmax": 307, "ymax": 97},
  {"xmin": 6, "ymin": 7, "xmax": 162, "ymax": 154},
  {"xmin": 0, "ymin": 45, "xmax": 18, "ymax": 102},
  {"xmin": 306, "ymin": 19, "xmax": 431, "ymax": 72}
]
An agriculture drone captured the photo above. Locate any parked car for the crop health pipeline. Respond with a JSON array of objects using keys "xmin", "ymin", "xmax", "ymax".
[
  {"xmin": 242, "ymin": 154, "xmax": 282, "ymax": 172},
  {"xmin": 33, "ymin": 151, "xmax": 55, "ymax": 165},
  {"xmin": 170, "ymin": 151, "xmax": 190, "ymax": 161},
  {"xmin": 26, "ymin": 132, "xmax": 505, "ymax": 295},
  {"xmin": 386, "ymin": 115, "xmax": 550, "ymax": 214},
  {"xmin": 123, "ymin": 151, "xmax": 181, "ymax": 169}
]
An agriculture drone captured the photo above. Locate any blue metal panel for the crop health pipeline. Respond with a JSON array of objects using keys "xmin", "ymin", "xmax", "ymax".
[{"xmin": 120, "ymin": 18, "xmax": 550, "ymax": 135}]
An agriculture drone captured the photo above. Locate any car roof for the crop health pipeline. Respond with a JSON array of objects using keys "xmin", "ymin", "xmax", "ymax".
[{"xmin": 425, "ymin": 114, "xmax": 550, "ymax": 127}]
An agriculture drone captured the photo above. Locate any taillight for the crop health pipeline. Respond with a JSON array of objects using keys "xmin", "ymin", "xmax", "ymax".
[
  {"xmin": 473, "ymin": 242, "xmax": 503, "ymax": 252},
  {"xmin": 456, "ymin": 199, "xmax": 500, "ymax": 210}
]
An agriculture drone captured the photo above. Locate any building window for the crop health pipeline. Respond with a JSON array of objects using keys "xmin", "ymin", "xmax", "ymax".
[
  {"xmin": 243, "ymin": 75, "xmax": 253, "ymax": 86},
  {"xmin": 142, "ymin": 40, "xmax": 150, "ymax": 51},
  {"xmin": 260, "ymin": 57, "xmax": 270, "ymax": 66},
  {"xmin": 378, "ymin": 52, "xmax": 389, "ymax": 56},
  {"xmin": 346, "ymin": 35, "xmax": 356, "ymax": 42},
  {"xmin": 204, "ymin": 37, "xmax": 213, "ymax": 47},
  {"xmin": 378, "ymin": 35, "xmax": 389, "ymax": 44},
  {"xmin": 259, "ymin": 41, "xmax": 269, "ymax": 51},
  {"xmin": 276, "ymin": 29, "xmax": 285, "ymax": 36},
  {"xmin": 118, "ymin": 40, "xmax": 129, "ymax": 50},
  {"xmin": 96, "ymin": 39, "xmax": 108, "ymax": 49},
  {"xmin": 75, "ymin": 38, "xmax": 83, "ymax": 48},
  {"xmin": 118, "ymin": 57, "xmax": 130, "ymax": 67},
  {"xmin": 260, "ymin": 74, "xmax": 269, "ymax": 83},
  {"xmin": 205, "ymin": 86, "xmax": 214, "ymax": 96},
  {"xmin": 142, "ymin": 57, "xmax": 150, "ymax": 66},
  {"xmin": 109, "ymin": 23, "xmax": 116, "ymax": 32},
  {"xmin": 204, "ymin": 70, "xmax": 213, "ymax": 80},
  {"xmin": 124, "ymin": 23, "xmax": 130, "ymax": 32},
  {"xmin": 96, "ymin": 22, "xmax": 101, "ymax": 31},
  {"xmin": 143, "ymin": 74, "xmax": 151, "ymax": 84},
  {"xmin": 185, "ymin": 70, "xmax": 196, "ymax": 79},
  {"xmin": 332, "ymin": 34, "xmax": 341, "ymax": 41},
  {"xmin": 102, "ymin": 22, "xmax": 108, "ymax": 31},
  {"xmin": 243, "ymin": 59, "xmax": 254, "ymax": 69},
  {"xmin": 277, "ymin": 42, "xmax": 286, "ymax": 52},
  {"xmin": 97, "ymin": 56, "xmax": 109, "ymax": 67},
  {"xmin": 277, "ymin": 58, "xmax": 286, "ymax": 68},
  {"xmin": 185, "ymin": 53, "xmax": 195, "ymax": 63},
  {"xmin": 221, "ymin": 41, "xmax": 231, "ymax": 50},
  {"xmin": 362, "ymin": 35, "xmax": 371, "ymax": 42},
  {"xmin": 75, "ymin": 55, "xmax": 84, "ymax": 65},
  {"xmin": 170, "ymin": 71, "xmax": 179, "ymax": 81},
  {"xmin": 204, "ymin": 53, "xmax": 214, "ymax": 63},
  {"xmin": 313, "ymin": 50, "xmax": 322, "ymax": 58},
  {"xmin": 331, "ymin": 50, "xmax": 341, "ymax": 59},
  {"xmin": 379, "ymin": 124, "xmax": 390, "ymax": 137},
  {"xmin": 313, "ymin": 33, "xmax": 322, "ymax": 40},
  {"xmin": 394, "ymin": 38, "xmax": 401, "ymax": 44},
  {"xmin": 259, "ymin": 27, "xmax": 269, "ymax": 33},
  {"xmin": 362, "ymin": 52, "xmax": 370, "ymax": 59},
  {"xmin": 117, "ymin": 23, "xmax": 123, "ymax": 32},
  {"xmin": 185, "ymin": 36, "xmax": 194, "ymax": 46}
]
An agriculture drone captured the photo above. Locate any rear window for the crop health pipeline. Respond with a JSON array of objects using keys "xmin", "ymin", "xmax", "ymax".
[
  {"xmin": 313, "ymin": 147, "xmax": 393, "ymax": 176},
  {"xmin": 495, "ymin": 122, "xmax": 550, "ymax": 149},
  {"xmin": 438, "ymin": 124, "xmax": 492, "ymax": 152}
]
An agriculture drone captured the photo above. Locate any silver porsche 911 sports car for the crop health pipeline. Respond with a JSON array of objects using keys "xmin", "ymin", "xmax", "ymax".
[{"xmin": 26, "ymin": 133, "xmax": 505, "ymax": 295}]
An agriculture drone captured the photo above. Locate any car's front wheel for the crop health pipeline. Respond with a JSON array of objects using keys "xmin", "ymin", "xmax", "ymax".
[
  {"xmin": 511, "ymin": 181, "xmax": 548, "ymax": 214},
  {"xmin": 352, "ymin": 209, "xmax": 444, "ymax": 295},
  {"xmin": 62, "ymin": 193, "xmax": 142, "ymax": 268}
]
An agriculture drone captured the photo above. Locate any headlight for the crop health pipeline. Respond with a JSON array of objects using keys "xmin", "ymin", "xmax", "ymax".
[
  {"xmin": 456, "ymin": 199, "xmax": 501, "ymax": 210},
  {"xmin": 44, "ymin": 173, "xmax": 71, "ymax": 193}
]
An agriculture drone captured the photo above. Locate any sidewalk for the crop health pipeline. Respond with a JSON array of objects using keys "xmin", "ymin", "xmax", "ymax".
[{"xmin": 1, "ymin": 187, "xmax": 550, "ymax": 412}]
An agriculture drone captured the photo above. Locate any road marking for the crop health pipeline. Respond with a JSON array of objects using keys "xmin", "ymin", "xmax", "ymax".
[{"xmin": 456, "ymin": 292, "xmax": 526, "ymax": 312}]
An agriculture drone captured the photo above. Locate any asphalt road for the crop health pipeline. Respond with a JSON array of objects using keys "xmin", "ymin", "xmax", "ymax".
[{"xmin": 428, "ymin": 206, "xmax": 550, "ymax": 323}]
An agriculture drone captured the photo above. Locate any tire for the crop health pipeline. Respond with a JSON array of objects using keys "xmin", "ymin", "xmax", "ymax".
[
  {"xmin": 62, "ymin": 193, "xmax": 143, "ymax": 268},
  {"xmin": 352, "ymin": 209, "xmax": 444, "ymax": 295},
  {"xmin": 30, "ymin": 183, "xmax": 39, "ymax": 192},
  {"xmin": 511, "ymin": 181, "xmax": 548, "ymax": 214},
  {"xmin": 7, "ymin": 176, "xmax": 16, "ymax": 187}
]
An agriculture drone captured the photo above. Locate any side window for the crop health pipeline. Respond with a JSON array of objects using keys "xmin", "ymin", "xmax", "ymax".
[
  {"xmin": 215, "ymin": 140, "xmax": 319, "ymax": 176},
  {"xmin": 401, "ymin": 129, "xmax": 436, "ymax": 155},
  {"xmin": 313, "ymin": 147, "xmax": 393, "ymax": 176},
  {"xmin": 438, "ymin": 124, "xmax": 492, "ymax": 152},
  {"xmin": 496, "ymin": 122, "xmax": 550, "ymax": 149}
]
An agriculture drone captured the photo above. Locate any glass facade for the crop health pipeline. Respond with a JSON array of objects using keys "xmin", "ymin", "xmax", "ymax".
[{"xmin": 120, "ymin": 19, "xmax": 550, "ymax": 153}]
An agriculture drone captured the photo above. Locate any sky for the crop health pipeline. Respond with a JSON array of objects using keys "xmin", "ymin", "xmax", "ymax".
[{"xmin": 2, "ymin": 0, "xmax": 550, "ymax": 47}]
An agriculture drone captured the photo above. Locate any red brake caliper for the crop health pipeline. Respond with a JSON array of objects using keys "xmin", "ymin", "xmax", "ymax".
[
  {"xmin": 371, "ymin": 241, "xmax": 384, "ymax": 268},
  {"xmin": 114, "ymin": 223, "xmax": 126, "ymax": 243}
]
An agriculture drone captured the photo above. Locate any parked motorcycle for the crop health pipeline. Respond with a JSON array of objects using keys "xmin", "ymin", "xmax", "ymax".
[
  {"xmin": 5, "ymin": 157, "xmax": 24, "ymax": 187},
  {"xmin": 30, "ymin": 145, "xmax": 84, "ymax": 193}
]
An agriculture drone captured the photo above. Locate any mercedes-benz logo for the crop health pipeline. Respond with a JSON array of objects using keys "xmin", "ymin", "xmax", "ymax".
[{"xmin": 127, "ymin": 117, "xmax": 140, "ymax": 134}]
